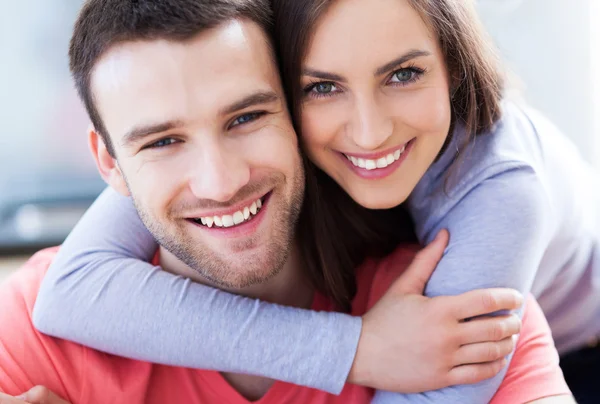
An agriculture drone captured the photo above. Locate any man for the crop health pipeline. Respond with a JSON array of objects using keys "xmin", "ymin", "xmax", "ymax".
[{"xmin": 0, "ymin": 0, "xmax": 570, "ymax": 403}]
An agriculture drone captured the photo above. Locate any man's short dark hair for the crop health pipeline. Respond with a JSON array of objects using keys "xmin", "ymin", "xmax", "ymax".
[{"xmin": 69, "ymin": 0, "xmax": 272, "ymax": 156}]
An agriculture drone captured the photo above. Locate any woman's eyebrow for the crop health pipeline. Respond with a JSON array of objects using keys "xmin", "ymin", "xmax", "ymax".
[
  {"xmin": 301, "ymin": 68, "xmax": 347, "ymax": 83},
  {"xmin": 374, "ymin": 49, "xmax": 431, "ymax": 76}
]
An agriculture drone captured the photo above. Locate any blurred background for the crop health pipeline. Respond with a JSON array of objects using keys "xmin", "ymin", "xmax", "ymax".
[{"xmin": 0, "ymin": 0, "xmax": 599, "ymax": 277}]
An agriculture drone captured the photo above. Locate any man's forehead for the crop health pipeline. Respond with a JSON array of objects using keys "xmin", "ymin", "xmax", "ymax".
[{"xmin": 90, "ymin": 19, "xmax": 282, "ymax": 141}]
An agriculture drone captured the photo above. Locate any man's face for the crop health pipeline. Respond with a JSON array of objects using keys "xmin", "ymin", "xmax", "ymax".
[{"xmin": 90, "ymin": 19, "xmax": 305, "ymax": 289}]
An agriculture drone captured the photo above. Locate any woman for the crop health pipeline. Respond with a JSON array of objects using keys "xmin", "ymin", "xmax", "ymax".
[{"xmin": 34, "ymin": 0, "xmax": 595, "ymax": 401}]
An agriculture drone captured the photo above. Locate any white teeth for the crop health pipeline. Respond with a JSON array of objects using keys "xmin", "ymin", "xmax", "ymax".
[
  {"xmin": 345, "ymin": 145, "xmax": 406, "ymax": 171},
  {"xmin": 376, "ymin": 157, "xmax": 388, "ymax": 168},
  {"xmin": 196, "ymin": 197, "xmax": 264, "ymax": 229},
  {"xmin": 222, "ymin": 215, "xmax": 234, "ymax": 227},
  {"xmin": 233, "ymin": 211, "xmax": 244, "ymax": 225}
]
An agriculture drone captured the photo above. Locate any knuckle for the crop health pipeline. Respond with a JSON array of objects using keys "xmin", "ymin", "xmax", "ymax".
[
  {"xmin": 487, "ymin": 344, "xmax": 501, "ymax": 361},
  {"xmin": 465, "ymin": 367, "xmax": 481, "ymax": 383},
  {"xmin": 481, "ymin": 290, "xmax": 498, "ymax": 312},
  {"xmin": 491, "ymin": 321, "xmax": 506, "ymax": 341}
]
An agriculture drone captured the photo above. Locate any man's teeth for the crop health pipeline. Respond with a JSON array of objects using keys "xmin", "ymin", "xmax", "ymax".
[
  {"xmin": 195, "ymin": 198, "xmax": 263, "ymax": 228},
  {"xmin": 345, "ymin": 145, "xmax": 405, "ymax": 170}
]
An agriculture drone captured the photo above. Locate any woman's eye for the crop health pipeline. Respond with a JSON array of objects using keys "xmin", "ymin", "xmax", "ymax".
[
  {"xmin": 312, "ymin": 82, "xmax": 337, "ymax": 94},
  {"xmin": 390, "ymin": 68, "xmax": 416, "ymax": 83},
  {"xmin": 148, "ymin": 138, "xmax": 178, "ymax": 149},
  {"xmin": 230, "ymin": 112, "xmax": 263, "ymax": 128}
]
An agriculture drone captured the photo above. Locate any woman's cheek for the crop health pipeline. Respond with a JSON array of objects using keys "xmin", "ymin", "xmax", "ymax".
[
  {"xmin": 392, "ymin": 87, "xmax": 451, "ymax": 134},
  {"xmin": 301, "ymin": 103, "xmax": 345, "ymax": 151}
]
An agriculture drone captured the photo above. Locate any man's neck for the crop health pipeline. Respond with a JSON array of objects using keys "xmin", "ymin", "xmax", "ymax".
[
  {"xmin": 158, "ymin": 241, "xmax": 314, "ymax": 401},
  {"xmin": 158, "ymin": 241, "xmax": 314, "ymax": 309}
]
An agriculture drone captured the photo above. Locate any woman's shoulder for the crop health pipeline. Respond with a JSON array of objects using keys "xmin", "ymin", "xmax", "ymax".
[
  {"xmin": 459, "ymin": 101, "xmax": 546, "ymax": 181},
  {"xmin": 414, "ymin": 100, "xmax": 550, "ymax": 200},
  {"xmin": 408, "ymin": 101, "xmax": 555, "ymax": 240}
]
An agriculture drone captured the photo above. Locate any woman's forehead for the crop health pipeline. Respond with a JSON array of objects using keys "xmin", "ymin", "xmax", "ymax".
[{"xmin": 303, "ymin": 0, "xmax": 438, "ymax": 70}]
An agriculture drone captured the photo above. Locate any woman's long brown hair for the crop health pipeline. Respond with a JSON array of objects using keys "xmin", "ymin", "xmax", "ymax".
[{"xmin": 275, "ymin": 0, "xmax": 506, "ymax": 311}]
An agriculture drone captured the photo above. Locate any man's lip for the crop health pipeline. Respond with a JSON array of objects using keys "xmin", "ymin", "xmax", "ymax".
[
  {"xmin": 339, "ymin": 140, "xmax": 413, "ymax": 160},
  {"xmin": 186, "ymin": 192, "xmax": 271, "ymax": 237},
  {"xmin": 184, "ymin": 191, "xmax": 270, "ymax": 219}
]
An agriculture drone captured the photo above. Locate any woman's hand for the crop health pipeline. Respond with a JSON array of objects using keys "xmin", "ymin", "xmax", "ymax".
[
  {"xmin": 349, "ymin": 230, "xmax": 523, "ymax": 393},
  {"xmin": 0, "ymin": 387, "xmax": 70, "ymax": 404}
]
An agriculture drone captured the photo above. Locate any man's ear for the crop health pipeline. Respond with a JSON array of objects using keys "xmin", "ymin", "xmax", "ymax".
[{"xmin": 88, "ymin": 127, "xmax": 130, "ymax": 196}]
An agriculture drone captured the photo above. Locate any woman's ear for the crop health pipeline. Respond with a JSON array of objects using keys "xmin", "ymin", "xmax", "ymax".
[{"xmin": 88, "ymin": 126, "xmax": 130, "ymax": 196}]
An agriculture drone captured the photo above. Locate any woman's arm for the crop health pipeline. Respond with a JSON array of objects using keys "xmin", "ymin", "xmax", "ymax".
[
  {"xmin": 32, "ymin": 187, "xmax": 362, "ymax": 394},
  {"xmin": 371, "ymin": 167, "xmax": 553, "ymax": 403}
]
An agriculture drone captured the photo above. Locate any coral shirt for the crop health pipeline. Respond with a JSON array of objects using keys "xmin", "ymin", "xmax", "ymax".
[{"xmin": 0, "ymin": 247, "xmax": 569, "ymax": 403}]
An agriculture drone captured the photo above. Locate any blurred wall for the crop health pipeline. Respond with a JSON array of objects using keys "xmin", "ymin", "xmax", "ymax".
[{"xmin": 478, "ymin": 0, "xmax": 599, "ymax": 167}]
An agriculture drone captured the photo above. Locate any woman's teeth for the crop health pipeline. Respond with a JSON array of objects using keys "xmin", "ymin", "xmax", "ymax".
[
  {"xmin": 345, "ymin": 145, "xmax": 406, "ymax": 170},
  {"xmin": 195, "ymin": 198, "xmax": 263, "ymax": 228}
]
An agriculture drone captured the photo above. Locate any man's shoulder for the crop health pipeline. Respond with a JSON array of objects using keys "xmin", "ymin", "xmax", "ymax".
[
  {"xmin": 0, "ymin": 247, "xmax": 84, "ymax": 397},
  {"xmin": 0, "ymin": 247, "xmax": 159, "ymax": 401},
  {"xmin": 1, "ymin": 247, "xmax": 59, "ymax": 314}
]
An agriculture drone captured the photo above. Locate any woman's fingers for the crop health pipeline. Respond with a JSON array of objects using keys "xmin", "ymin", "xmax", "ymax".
[
  {"xmin": 447, "ymin": 288, "xmax": 523, "ymax": 320},
  {"xmin": 458, "ymin": 314, "xmax": 522, "ymax": 345},
  {"xmin": 454, "ymin": 336, "xmax": 516, "ymax": 366},
  {"xmin": 447, "ymin": 358, "xmax": 508, "ymax": 386}
]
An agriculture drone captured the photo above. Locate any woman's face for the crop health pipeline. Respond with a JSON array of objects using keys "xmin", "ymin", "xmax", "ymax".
[{"xmin": 300, "ymin": 0, "xmax": 452, "ymax": 209}]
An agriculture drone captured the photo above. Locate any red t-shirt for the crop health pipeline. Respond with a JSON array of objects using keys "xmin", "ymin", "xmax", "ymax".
[{"xmin": 0, "ymin": 247, "xmax": 570, "ymax": 403}]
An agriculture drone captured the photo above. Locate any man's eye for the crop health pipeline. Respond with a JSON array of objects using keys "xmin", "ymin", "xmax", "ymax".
[
  {"xmin": 230, "ymin": 112, "xmax": 264, "ymax": 128},
  {"xmin": 147, "ymin": 138, "xmax": 178, "ymax": 149}
]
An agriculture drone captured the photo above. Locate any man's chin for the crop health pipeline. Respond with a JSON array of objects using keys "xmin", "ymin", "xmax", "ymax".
[
  {"xmin": 198, "ymin": 261, "xmax": 282, "ymax": 291},
  {"xmin": 202, "ymin": 239, "xmax": 291, "ymax": 285}
]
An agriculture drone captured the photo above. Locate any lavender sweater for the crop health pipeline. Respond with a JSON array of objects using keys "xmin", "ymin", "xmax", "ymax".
[{"xmin": 33, "ymin": 102, "xmax": 600, "ymax": 403}]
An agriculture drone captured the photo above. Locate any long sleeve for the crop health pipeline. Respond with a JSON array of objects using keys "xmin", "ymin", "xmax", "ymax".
[
  {"xmin": 32, "ymin": 187, "xmax": 362, "ymax": 394},
  {"xmin": 372, "ymin": 166, "xmax": 554, "ymax": 403}
]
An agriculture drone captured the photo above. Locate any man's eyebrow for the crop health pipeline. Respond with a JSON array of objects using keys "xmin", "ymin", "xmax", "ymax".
[
  {"xmin": 301, "ymin": 68, "xmax": 346, "ymax": 83},
  {"xmin": 221, "ymin": 91, "xmax": 281, "ymax": 115},
  {"xmin": 121, "ymin": 120, "xmax": 184, "ymax": 147},
  {"xmin": 374, "ymin": 49, "xmax": 431, "ymax": 76}
]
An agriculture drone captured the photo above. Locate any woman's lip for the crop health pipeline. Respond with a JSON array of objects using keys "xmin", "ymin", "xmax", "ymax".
[
  {"xmin": 339, "ymin": 140, "xmax": 413, "ymax": 160},
  {"xmin": 339, "ymin": 138, "xmax": 414, "ymax": 180}
]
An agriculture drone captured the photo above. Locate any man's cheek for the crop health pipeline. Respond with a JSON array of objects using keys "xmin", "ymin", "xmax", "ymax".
[{"xmin": 246, "ymin": 135, "xmax": 299, "ymax": 169}]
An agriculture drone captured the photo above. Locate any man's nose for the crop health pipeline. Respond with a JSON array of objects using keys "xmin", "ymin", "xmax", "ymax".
[
  {"xmin": 188, "ymin": 144, "xmax": 250, "ymax": 202},
  {"xmin": 347, "ymin": 96, "xmax": 393, "ymax": 151}
]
